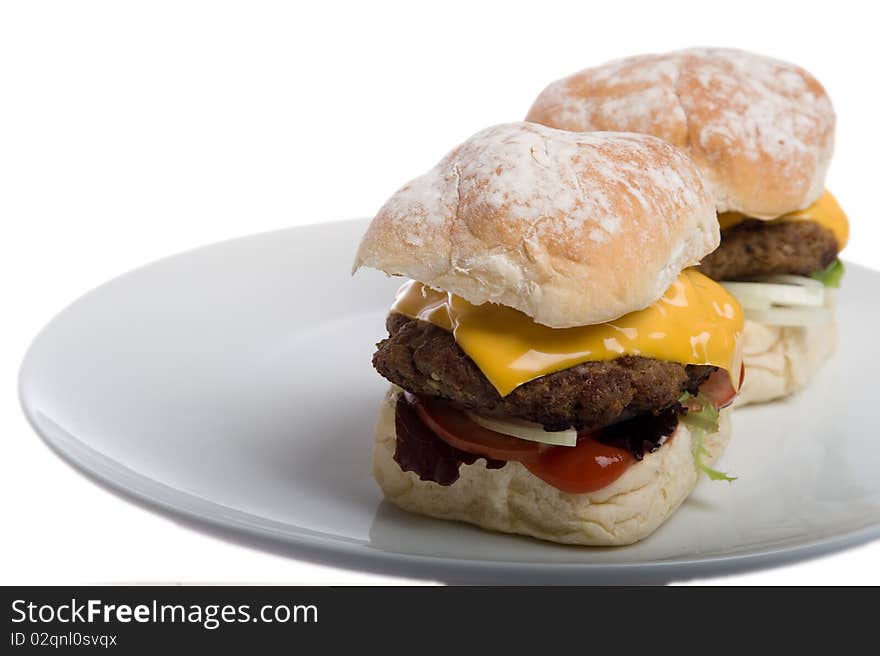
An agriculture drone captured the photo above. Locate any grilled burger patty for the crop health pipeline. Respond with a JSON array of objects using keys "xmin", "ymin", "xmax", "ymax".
[
  {"xmin": 698, "ymin": 219, "xmax": 838, "ymax": 281},
  {"xmin": 373, "ymin": 313, "xmax": 716, "ymax": 431}
]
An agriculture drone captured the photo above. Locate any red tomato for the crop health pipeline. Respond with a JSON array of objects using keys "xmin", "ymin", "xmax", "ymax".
[
  {"xmin": 699, "ymin": 365, "xmax": 743, "ymax": 409},
  {"xmin": 523, "ymin": 439, "xmax": 634, "ymax": 494},
  {"xmin": 408, "ymin": 393, "xmax": 634, "ymax": 494},
  {"xmin": 408, "ymin": 393, "xmax": 544, "ymax": 463}
]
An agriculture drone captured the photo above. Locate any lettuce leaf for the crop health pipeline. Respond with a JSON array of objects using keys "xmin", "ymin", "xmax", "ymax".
[
  {"xmin": 679, "ymin": 393, "xmax": 736, "ymax": 483},
  {"xmin": 692, "ymin": 428, "xmax": 737, "ymax": 482},
  {"xmin": 810, "ymin": 259, "xmax": 845, "ymax": 288},
  {"xmin": 679, "ymin": 392, "xmax": 719, "ymax": 432}
]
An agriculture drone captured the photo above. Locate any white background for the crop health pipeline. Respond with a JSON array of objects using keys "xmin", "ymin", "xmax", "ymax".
[{"xmin": 2, "ymin": 0, "xmax": 878, "ymax": 585}]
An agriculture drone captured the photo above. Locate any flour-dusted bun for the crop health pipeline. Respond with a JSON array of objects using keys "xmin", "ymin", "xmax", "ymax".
[
  {"xmin": 735, "ymin": 296, "xmax": 837, "ymax": 407},
  {"xmin": 372, "ymin": 387, "xmax": 731, "ymax": 546},
  {"xmin": 353, "ymin": 122, "xmax": 717, "ymax": 328},
  {"xmin": 527, "ymin": 48, "xmax": 835, "ymax": 219}
]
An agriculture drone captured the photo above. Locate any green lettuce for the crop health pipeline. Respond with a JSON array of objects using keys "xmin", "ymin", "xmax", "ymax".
[
  {"xmin": 692, "ymin": 428, "xmax": 737, "ymax": 482},
  {"xmin": 810, "ymin": 259, "xmax": 845, "ymax": 288},
  {"xmin": 679, "ymin": 393, "xmax": 736, "ymax": 483}
]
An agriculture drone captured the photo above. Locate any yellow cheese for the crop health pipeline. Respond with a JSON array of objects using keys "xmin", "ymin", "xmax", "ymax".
[
  {"xmin": 716, "ymin": 190, "xmax": 849, "ymax": 250},
  {"xmin": 717, "ymin": 211, "xmax": 749, "ymax": 231},
  {"xmin": 392, "ymin": 270, "xmax": 743, "ymax": 397},
  {"xmin": 785, "ymin": 191, "xmax": 849, "ymax": 250}
]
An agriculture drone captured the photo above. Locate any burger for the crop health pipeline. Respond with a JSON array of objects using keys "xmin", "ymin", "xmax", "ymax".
[
  {"xmin": 353, "ymin": 122, "xmax": 744, "ymax": 546},
  {"xmin": 526, "ymin": 48, "xmax": 848, "ymax": 406}
]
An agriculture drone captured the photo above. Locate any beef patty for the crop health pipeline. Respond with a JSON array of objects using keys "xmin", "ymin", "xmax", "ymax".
[
  {"xmin": 698, "ymin": 219, "xmax": 838, "ymax": 281},
  {"xmin": 373, "ymin": 313, "xmax": 715, "ymax": 431}
]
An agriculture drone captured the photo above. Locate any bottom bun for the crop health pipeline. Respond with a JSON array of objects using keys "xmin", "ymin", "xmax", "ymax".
[
  {"xmin": 372, "ymin": 387, "xmax": 732, "ymax": 546},
  {"xmin": 735, "ymin": 300, "xmax": 837, "ymax": 407}
]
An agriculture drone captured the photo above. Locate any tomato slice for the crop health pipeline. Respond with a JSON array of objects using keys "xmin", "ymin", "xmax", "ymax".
[
  {"xmin": 523, "ymin": 439, "xmax": 634, "ymax": 494},
  {"xmin": 402, "ymin": 365, "xmax": 742, "ymax": 495},
  {"xmin": 698, "ymin": 365, "xmax": 743, "ymax": 409},
  {"xmin": 407, "ymin": 393, "xmax": 634, "ymax": 494},
  {"xmin": 407, "ymin": 393, "xmax": 543, "ymax": 463}
]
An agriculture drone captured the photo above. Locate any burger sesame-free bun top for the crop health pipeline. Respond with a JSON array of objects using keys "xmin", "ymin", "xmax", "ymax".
[
  {"xmin": 353, "ymin": 122, "xmax": 717, "ymax": 329},
  {"xmin": 526, "ymin": 48, "xmax": 835, "ymax": 220}
]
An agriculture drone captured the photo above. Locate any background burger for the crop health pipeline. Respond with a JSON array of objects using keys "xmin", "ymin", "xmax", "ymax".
[
  {"xmin": 353, "ymin": 122, "xmax": 744, "ymax": 546},
  {"xmin": 526, "ymin": 48, "xmax": 848, "ymax": 406}
]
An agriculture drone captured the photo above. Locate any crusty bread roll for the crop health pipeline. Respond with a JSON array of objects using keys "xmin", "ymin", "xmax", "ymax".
[
  {"xmin": 372, "ymin": 387, "xmax": 732, "ymax": 546},
  {"xmin": 735, "ymin": 297, "xmax": 837, "ymax": 406},
  {"xmin": 526, "ymin": 48, "xmax": 835, "ymax": 219},
  {"xmin": 353, "ymin": 122, "xmax": 717, "ymax": 328}
]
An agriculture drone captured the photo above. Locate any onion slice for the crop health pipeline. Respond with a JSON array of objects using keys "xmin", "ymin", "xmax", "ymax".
[
  {"xmin": 744, "ymin": 306, "xmax": 833, "ymax": 327},
  {"xmin": 741, "ymin": 274, "xmax": 824, "ymax": 288},
  {"xmin": 466, "ymin": 412, "xmax": 578, "ymax": 447},
  {"xmin": 721, "ymin": 281, "xmax": 824, "ymax": 309}
]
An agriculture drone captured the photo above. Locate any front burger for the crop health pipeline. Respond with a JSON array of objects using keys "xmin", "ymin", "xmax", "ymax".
[
  {"xmin": 353, "ymin": 122, "xmax": 744, "ymax": 546},
  {"xmin": 526, "ymin": 48, "xmax": 849, "ymax": 406}
]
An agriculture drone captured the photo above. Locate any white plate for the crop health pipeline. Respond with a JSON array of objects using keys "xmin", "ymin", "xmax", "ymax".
[{"xmin": 19, "ymin": 219, "xmax": 880, "ymax": 584}]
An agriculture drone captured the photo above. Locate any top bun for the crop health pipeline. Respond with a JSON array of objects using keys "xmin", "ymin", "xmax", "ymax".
[
  {"xmin": 353, "ymin": 122, "xmax": 717, "ymax": 328},
  {"xmin": 526, "ymin": 48, "xmax": 835, "ymax": 219}
]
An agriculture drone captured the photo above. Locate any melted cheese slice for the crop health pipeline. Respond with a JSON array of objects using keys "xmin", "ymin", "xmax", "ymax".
[
  {"xmin": 717, "ymin": 190, "xmax": 849, "ymax": 250},
  {"xmin": 392, "ymin": 269, "xmax": 744, "ymax": 397}
]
